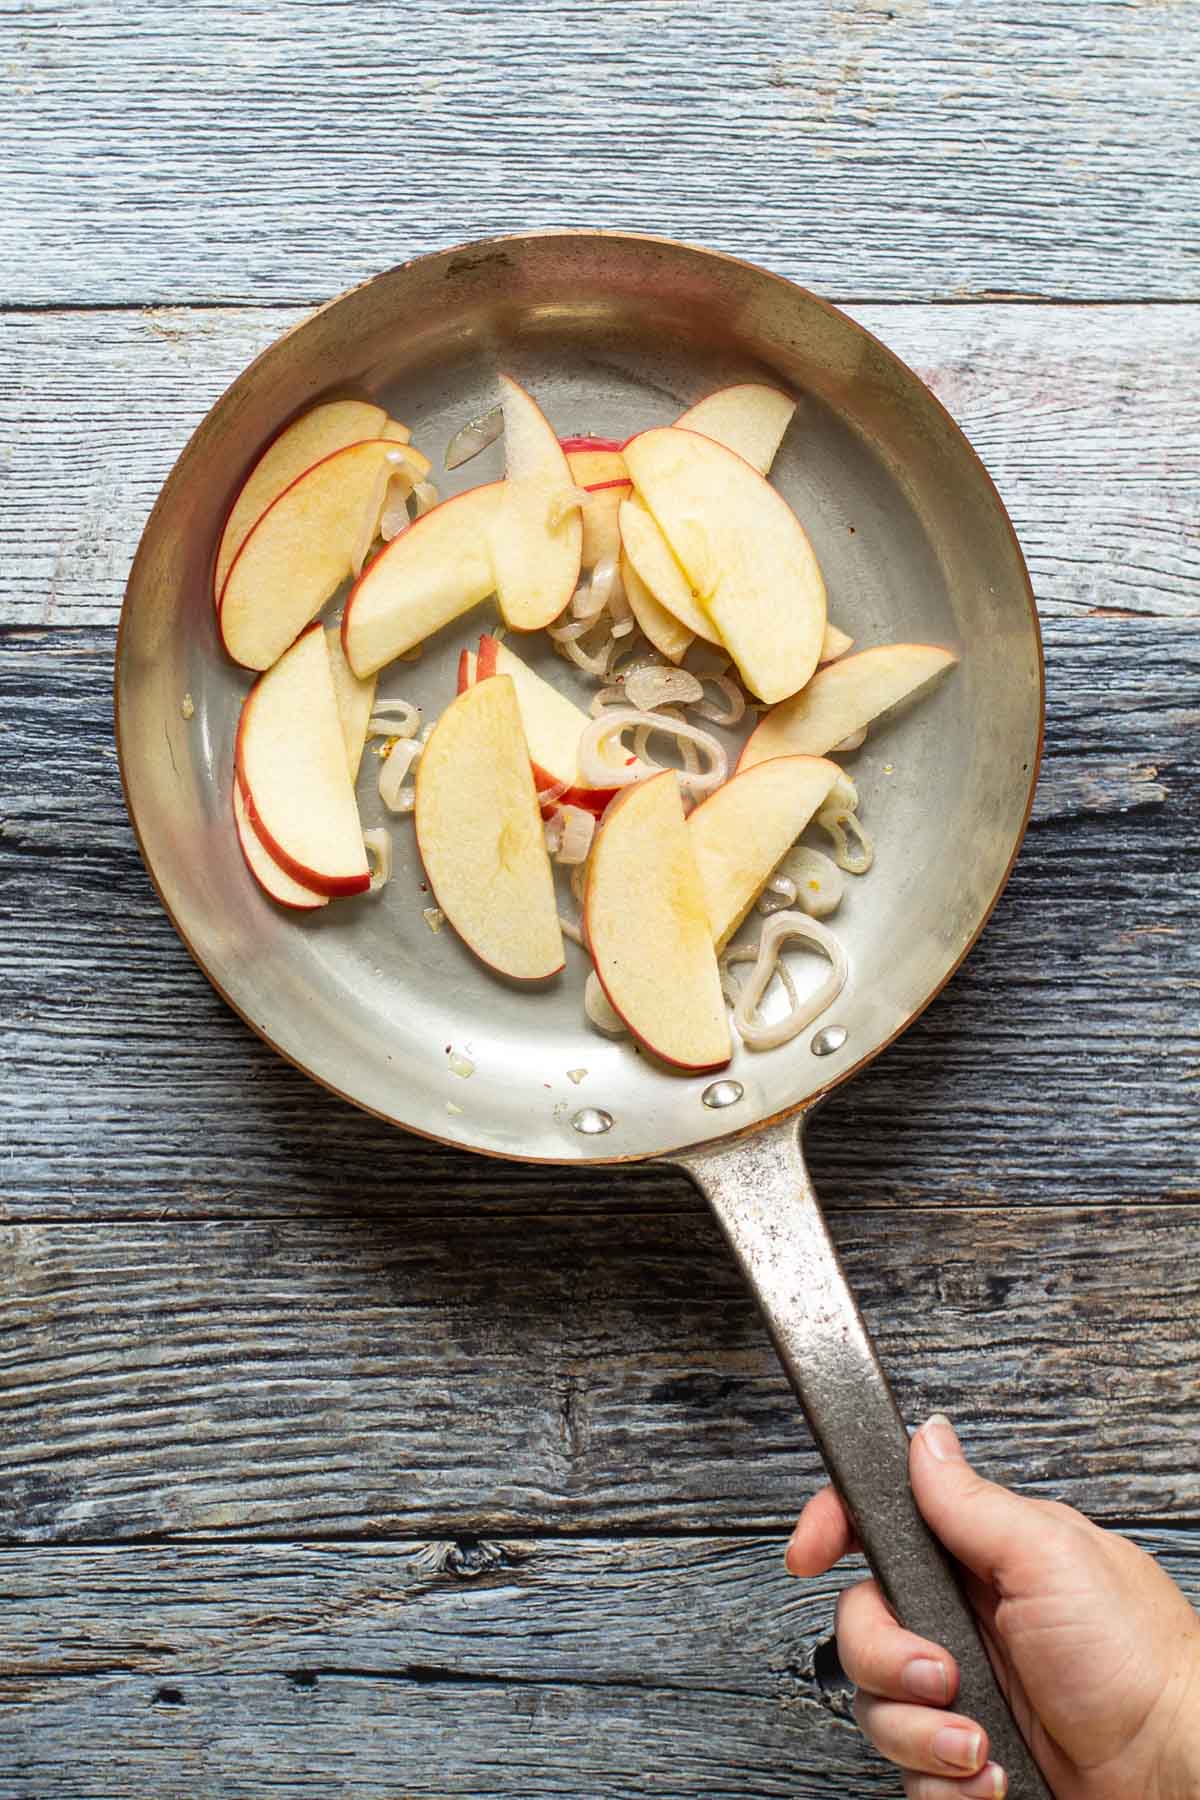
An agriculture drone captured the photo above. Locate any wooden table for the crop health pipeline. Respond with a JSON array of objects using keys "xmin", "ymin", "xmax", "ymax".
[{"xmin": 2, "ymin": 3, "xmax": 1196, "ymax": 1793}]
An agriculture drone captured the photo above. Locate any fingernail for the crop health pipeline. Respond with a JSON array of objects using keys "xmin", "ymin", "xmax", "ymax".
[
  {"xmin": 922, "ymin": 1412, "xmax": 962, "ymax": 1462},
  {"xmin": 903, "ymin": 1657, "xmax": 949, "ymax": 1703},
  {"xmin": 932, "ymin": 1726, "xmax": 983, "ymax": 1772},
  {"xmin": 962, "ymin": 1764, "xmax": 1007, "ymax": 1799},
  {"xmin": 783, "ymin": 1535, "xmax": 802, "ymax": 1575}
]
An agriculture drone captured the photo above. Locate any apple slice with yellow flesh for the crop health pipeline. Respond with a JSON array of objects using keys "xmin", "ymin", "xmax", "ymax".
[
  {"xmin": 489, "ymin": 375, "xmax": 583, "ymax": 631},
  {"xmin": 342, "ymin": 482, "xmax": 502, "ymax": 677},
  {"xmin": 624, "ymin": 428, "xmax": 826, "ymax": 705},
  {"xmin": 739, "ymin": 643, "xmax": 958, "ymax": 771},
  {"xmin": 233, "ymin": 781, "xmax": 329, "ymax": 911},
  {"xmin": 618, "ymin": 494, "xmax": 723, "ymax": 645},
  {"xmin": 585, "ymin": 771, "xmax": 731, "ymax": 1072},
  {"xmin": 415, "ymin": 676, "xmax": 564, "ymax": 981},
  {"xmin": 219, "ymin": 439, "xmax": 431, "ymax": 671},
  {"xmin": 460, "ymin": 634, "xmax": 638, "ymax": 814},
  {"xmin": 620, "ymin": 551, "xmax": 693, "ymax": 663},
  {"xmin": 675, "ymin": 383, "xmax": 796, "ymax": 475},
  {"xmin": 214, "ymin": 402, "xmax": 426, "ymax": 602},
  {"xmin": 566, "ymin": 448, "xmax": 631, "ymax": 568},
  {"xmin": 688, "ymin": 755, "xmax": 841, "ymax": 950},
  {"xmin": 821, "ymin": 622, "xmax": 854, "ymax": 664},
  {"xmin": 325, "ymin": 626, "xmax": 376, "ymax": 780},
  {"xmin": 235, "ymin": 622, "xmax": 370, "ymax": 897}
]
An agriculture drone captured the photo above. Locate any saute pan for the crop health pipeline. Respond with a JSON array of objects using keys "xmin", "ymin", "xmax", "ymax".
[{"xmin": 116, "ymin": 232, "xmax": 1047, "ymax": 1795}]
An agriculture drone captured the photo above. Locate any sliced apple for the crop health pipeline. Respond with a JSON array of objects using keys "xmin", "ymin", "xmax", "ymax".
[
  {"xmin": 488, "ymin": 375, "xmax": 583, "ymax": 631},
  {"xmin": 381, "ymin": 419, "xmax": 413, "ymax": 445},
  {"xmin": 821, "ymin": 622, "xmax": 854, "ymax": 664},
  {"xmin": 739, "ymin": 644, "xmax": 959, "ymax": 771},
  {"xmin": 462, "ymin": 634, "xmax": 637, "ymax": 813},
  {"xmin": 233, "ymin": 780, "xmax": 328, "ymax": 911},
  {"xmin": 585, "ymin": 771, "xmax": 730, "ymax": 1072},
  {"xmin": 567, "ymin": 448, "xmax": 631, "ymax": 568},
  {"xmin": 219, "ymin": 439, "xmax": 432, "ymax": 671},
  {"xmin": 415, "ymin": 676, "xmax": 564, "ymax": 981},
  {"xmin": 342, "ymin": 482, "xmax": 502, "ymax": 677},
  {"xmin": 624, "ymin": 428, "xmax": 826, "ymax": 704},
  {"xmin": 560, "ymin": 435, "xmax": 624, "ymax": 454},
  {"xmin": 235, "ymin": 623, "xmax": 370, "ymax": 896},
  {"xmin": 214, "ymin": 402, "xmax": 426, "ymax": 602},
  {"xmin": 675, "ymin": 384, "xmax": 796, "ymax": 475},
  {"xmin": 325, "ymin": 627, "xmax": 376, "ymax": 780},
  {"xmin": 618, "ymin": 494, "xmax": 723, "ymax": 645},
  {"xmin": 620, "ymin": 551, "xmax": 692, "ymax": 663},
  {"xmin": 688, "ymin": 755, "xmax": 841, "ymax": 950}
]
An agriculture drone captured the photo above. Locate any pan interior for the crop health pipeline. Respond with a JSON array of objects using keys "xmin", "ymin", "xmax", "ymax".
[{"xmin": 117, "ymin": 237, "xmax": 1040, "ymax": 1165}]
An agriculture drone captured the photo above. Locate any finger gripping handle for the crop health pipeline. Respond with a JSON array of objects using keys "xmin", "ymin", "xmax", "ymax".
[{"xmin": 680, "ymin": 1120, "xmax": 1053, "ymax": 1800}]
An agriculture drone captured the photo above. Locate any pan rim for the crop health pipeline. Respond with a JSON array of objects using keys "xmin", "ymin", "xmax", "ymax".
[{"xmin": 114, "ymin": 228, "xmax": 1046, "ymax": 1168}]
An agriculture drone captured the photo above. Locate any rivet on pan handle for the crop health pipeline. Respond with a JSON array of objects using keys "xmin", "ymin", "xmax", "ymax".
[{"xmin": 677, "ymin": 1115, "xmax": 1053, "ymax": 1800}]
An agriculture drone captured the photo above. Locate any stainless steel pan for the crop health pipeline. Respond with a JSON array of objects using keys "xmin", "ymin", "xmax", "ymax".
[{"xmin": 116, "ymin": 232, "xmax": 1047, "ymax": 1795}]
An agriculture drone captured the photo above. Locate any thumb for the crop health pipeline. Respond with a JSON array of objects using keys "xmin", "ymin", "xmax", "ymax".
[{"xmin": 911, "ymin": 1413, "xmax": 1046, "ymax": 1591}]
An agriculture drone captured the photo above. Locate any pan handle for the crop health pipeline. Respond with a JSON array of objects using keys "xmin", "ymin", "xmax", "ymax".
[{"xmin": 677, "ymin": 1114, "xmax": 1052, "ymax": 1800}]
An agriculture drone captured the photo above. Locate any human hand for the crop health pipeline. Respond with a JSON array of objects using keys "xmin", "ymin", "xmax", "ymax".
[{"xmin": 785, "ymin": 1414, "xmax": 1200, "ymax": 1800}]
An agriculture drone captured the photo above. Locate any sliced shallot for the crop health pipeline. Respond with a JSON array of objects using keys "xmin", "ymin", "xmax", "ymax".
[
  {"xmin": 721, "ymin": 942, "xmax": 800, "ymax": 1011},
  {"xmin": 379, "ymin": 471, "xmax": 416, "ymax": 542},
  {"xmin": 815, "ymin": 807, "xmax": 874, "ymax": 875},
  {"xmin": 379, "ymin": 737, "xmax": 422, "ymax": 811},
  {"xmin": 552, "ymin": 805, "xmax": 596, "ymax": 866},
  {"xmin": 756, "ymin": 873, "xmax": 798, "ymax": 916},
  {"xmin": 623, "ymin": 665, "xmax": 704, "ymax": 712},
  {"xmin": 731, "ymin": 912, "xmax": 849, "ymax": 1051},
  {"xmin": 692, "ymin": 672, "xmax": 746, "ymax": 727},
  {"xmin": 351, "ymin": 449, "xmax": 413, "ymax": 577},
  {"xmin": 559, "ymin": 913, "xmax": 585, "ymax": 947},
  {"xmin": 366, "ymin": 699, "xmax": 420, "ymax": 741},
  {"xmin": 362, "ymin": 827, "xmax": 392, "ymax": 894},
  {"xmin": 774, "ymin": 846, "xmax": 846, "ymax": 917},
  {"xmin": 578, "ymin": 708, "xmax": 726, "ymax": 797},
  {"xmin": 445, "ymin": 404, "xmax": 503, "ymax": 470},
  {"xmin": 411, "ymin": 480, "xmax": 439, "ymax": 518}
]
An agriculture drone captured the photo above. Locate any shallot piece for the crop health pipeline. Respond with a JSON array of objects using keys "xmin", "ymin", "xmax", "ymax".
[
  {"xmin": 692, "ymin": 672, "xmax": 747, "ymax": 727},
  {"xmin": 366, "ymin": 699, "xmax": 421, "ymax": 741},
  {"xmin": 559, "ymin": 913, "xmax": 585, "ymax": 947},
  {"xmin": 572, "ymin": 574, "xmax": 608, "ymax": 623},
  {"xmin": 379, "ymin": 737, "xmax": 422, "ymax": 811},
  {"xmin": 352, "ymin": 450, "xmax": 413, "ymax": 576},
  {"xmin": 585, "ymin": 971, "xmax": 628, "ymax": 1037},
  {"xmin": 588, "ymin": 685, "xmax": 626, "ymax": 717},
  {"xmin": 445, "ymin": 404, "xmax": 503, "ymax": 470},
  {"xmin": 411, "ymin": 480, "xmax": 439, "ymax": 518},
  {"xmin": 577, "ymin": 709, "xmax": 727, "ymax": 797},
  {"xmin": 379, "ymin": 470, "xmax": 416, "ymax": 542},
  {"xmin": 774, "ymin": 846, "xmax": 846, "ymax": 917},
  {"xmin": 623, "ymin": 665, "xmax": 704, "ymax": 713},
  {"xmin": 362, "ymin": 827, "xmax": 392, "ymax": 894},
  {"xmin": 815, "ymin": 807, "xmax": 874, "ymax": 875},
  {"xmin": 756, "ymin": 873, "xmax": 799, "ymax": 916},
  {"xmin": 552, "ymin": 805, "xmax": 596, "ymax": 866},
  {"xmin": 826, "ymin": 771, "xmax": 859, "ymax": 813},
  {"xmin": 731, "ymin": 912, "xmax": 849, "ymax": 1051},
  {"xmin": 721, "ymin": 942, "xmax": 799, "ymax": 1011},
  {"xmin": 555, "ymin": 621, "xmax": 614, "ymax": 678}
]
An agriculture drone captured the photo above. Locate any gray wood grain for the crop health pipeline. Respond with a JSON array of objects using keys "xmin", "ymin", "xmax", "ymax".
[
  {"xmin": 0, "ymin": 1208, "xmax": 1196, "ymax": 1544},
  {"xmin": 2, "ymin": 1531, "xmax": 1197, "ymax": 1796},
  {"xmin": 3, "ymin": 608, "xmax": 1194, "ymax": 1222},
  {"xmin": 3, "ymin": 303, "xmax": 1197, "ymax": 630},
  {"xmin": 2, "ymin": 0, "xmax": 1197, "ymax": 307}
]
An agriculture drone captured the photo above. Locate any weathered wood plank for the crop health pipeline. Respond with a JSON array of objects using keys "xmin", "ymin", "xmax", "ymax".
[
  {"xmin": 3, "ymin": 303, "xmax": 1197, "ymax": 630},
  {"xmin": 1, "ymin": 1531, "xmax": 1195, "ymax": 1797},
  {"xmin": 2, "ymin": 0, "xmax": 1196, "ymax": 306},
  {"xmin": 3, "ymin": 612, "xmax": 1194, "ymax": 1221},
  {"xmin": 0, "ymin": 1208, "xmax": 1196, "ymax": 1543}
]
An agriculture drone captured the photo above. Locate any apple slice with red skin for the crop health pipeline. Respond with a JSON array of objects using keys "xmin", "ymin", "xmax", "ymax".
[
  {"xmin": 235, "ymin": 622, "xmax": 370, "ymax": 897},
  {"xmin": 219, "ymin": 438, "xmax": 432, "ymax": 671},
  {"xmin": 738, "ymin": 643, "xmax": 958, "ymax": 770},
  {"xmin": 325, "ymin": 626, "xmax": 376, "ymax": 780},
  {"xmin": 415, "ymin": 675, "xmax": 564, "ymax": 981},
  {"xmin": 623, "ymin": 427, "xmax": 826, "ymax": 704},
  {"xmin": 559, "ymin": 435, "xmax": 624, "ymax": 454},
  {"xmin": 618, "ymin": 494, "xmax": 724, "ymax": 645},
  {"xmin": 687, "ymin": 754, "xmax": 841, "ymax": 950},
  {"xmin": 461, "ymin": 634, "xmax": 636, "ymax": 815},
  {"xmin": 489, "ymin": 375, "xmax": 583, "ymax": 631},
  {"xmin": 566, "ymin": 448, "xmax": 631, "ymax": 568},
  {"xmin": 233, "ymin": 780, "xmax": 329, "ymax": 911},
  {"xmin": 342, "ymin": 481, "xmax": 502, "ymax": 678},
  {"xmin": 213, "ymin": 400, "xmax": 427, "ymax": 603},
  {"xmin": 674, "ymin": 384, "xmax": 795, "ymax": 475},
  {"xmin": 585, "ymin": 771, "xmax": 731, "ymax": 1073}
]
